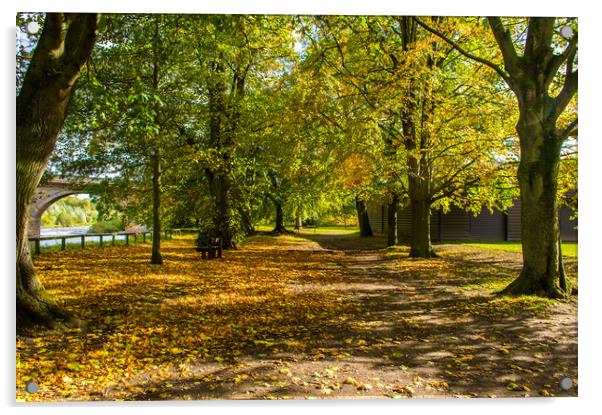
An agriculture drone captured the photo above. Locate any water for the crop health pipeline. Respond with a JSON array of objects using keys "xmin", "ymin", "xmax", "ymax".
[
  {"xmin": 40, "ymin": 226, "xmax": 91, "ymax": 237},
  {"xmin": 37, "ymin": 226, "xmax": 130, "ymax": 248}
]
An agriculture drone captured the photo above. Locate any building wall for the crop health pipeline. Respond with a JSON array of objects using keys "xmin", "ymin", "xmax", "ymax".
[
  {"xmin": 440, "ymin": 207, "xmax": 471, "ymax": 240},
  {"xmin": 366, "ymin": 199, "xmax": 577, "ymax": 242},
  {"xmin": 470, "ymin": 209, "xmax": 507, "ymax": 241},
  {"xmin": 506, "ymin": 200, "xmax": 577, "ymax": 242},
  {"xmin": 506, "ymin": 200, "xmax": 522, "ymax": 241},
  {"xmin": 559, "ymin": 206, "xmax": 578, "ymax": 242},
  {"xmin": 396, "ymin": 205, "xmax": 440, "ymax": 241}
]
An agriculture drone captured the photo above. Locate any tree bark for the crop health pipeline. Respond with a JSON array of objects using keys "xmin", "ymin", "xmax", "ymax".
[
  {"xmin": 16, "ymin": 13, "xmax": 99, "ymax": 328},
  {"xmin": 386, "ymin": 194, "xmax": 399, "ymax": 246},
  {"xmin": 273, "ymin": 202, "xmax": 287, "ymax": 234},
  {"xmin": 150, "ymin": 152, "xmax": 163, "ymax": 264},
  {"xmin": 355, "ymin": 196, "xmax": 373, "ymax": 237},
  {"xmin": 503, "ymin": 115, "xmax": 568, "ymax": 298},
  {"xmin": 205, "ymin": 169, "xmax": 236, "ymax": 248},
  {"xmin": 409, "ymin": 198, "xmax": 436, "ymax": 258}
]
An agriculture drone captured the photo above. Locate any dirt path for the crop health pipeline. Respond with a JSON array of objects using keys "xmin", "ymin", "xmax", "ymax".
[
  {"xmin": 150, "ymin": 233, "xmax": 577, "ymax": 399},
  {"xmin": 17, "ymin": 233, "xmax": 577, "ymax": 400},
  {"xmin": 236, "ymin": 233, "xmax": 578, "ymax": 399}
]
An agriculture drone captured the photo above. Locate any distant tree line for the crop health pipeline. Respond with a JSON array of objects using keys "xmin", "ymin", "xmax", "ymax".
[{"xmin": 41, "ymin": 196, "xmax": 97, "ymax": 228}]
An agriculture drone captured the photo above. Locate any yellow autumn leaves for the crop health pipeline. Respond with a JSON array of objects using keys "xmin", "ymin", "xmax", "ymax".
[{"xmin": 16, "ymin": 234, "xmax": 577, "ymax": 401}]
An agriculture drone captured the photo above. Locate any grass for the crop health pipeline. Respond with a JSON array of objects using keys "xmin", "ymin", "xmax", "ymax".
[
  {"xmin": 30, "ymin": 238, "xmax": 152, "ymax": 255},
  {"xmin": 298, "ymin": 226, "xmax": 358, "ymax": 235},
  {"xmin": 376, "ymin": 240, "xmax": 578, "ymax": 297},
  {"xmin": 255, "ymin": 224, "xmax": 359, "ymax": 235},
  {"xmin": 459, "ymin": 241, "xmax": 578, "ymax": 258},
  {"xmin": 450, "ymin": 294, "xmax": 558, "ymax": 318}
]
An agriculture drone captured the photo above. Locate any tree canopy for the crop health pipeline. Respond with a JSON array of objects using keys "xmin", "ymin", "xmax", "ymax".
[{"xmin": 18, "ymin": 14, "xmax": 578, "ymax": 322}]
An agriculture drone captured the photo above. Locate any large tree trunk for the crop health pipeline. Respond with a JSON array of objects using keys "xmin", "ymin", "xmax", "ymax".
[
  {"xmin": 16, "ymin": 13, "xmax": 99, "ymax": 328},
  {"xmin": 206, "ymin": 169, "xmax": 236, "ymax": 249},
  {"xmin": 205, "ymin": 63, "xmax": 237, "ymax": 249},
  {"xmin": 150, "ymin": 152, "xmax": 163, "ymax": 264},
  {"xmin": 503, "ymin": 114, "xmax": 569, "ymax": 298},
  {"xmin": 273, "ymin": 202, "xmax": 287, "ymax": 234},
  {"xmin": 355, "ymin": 196, "xmax": 373, "ymax": 237},
  {"xmin": 414, "ymin": 17, "xmax": 578, "ymax": 296},
  {"xmin": 230, "ymin": 185, "xmax": 255, "ymax": 236},
  {"xmin": 386, "ymin": 194, "xmax": 399, "ymax": 246},
  {"xmin": 409, "ymin": 198, "xmax": 436, "ymax": 258}
]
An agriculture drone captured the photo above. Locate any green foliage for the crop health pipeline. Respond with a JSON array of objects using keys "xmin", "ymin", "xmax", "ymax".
[
  {"xmin": 41, "ymin": 196, "xmax": 98, "ymax": 228},
  {"xmin": 46, "ymin": 14, "xmax": 576, "ymax": 252},
  {"xmin": 88, "ymin": 219, "xmax": 124, "ymax": 234},
  {"xmin": 55, "ymin": 212, "xmax": 74, "ymax": 227}
]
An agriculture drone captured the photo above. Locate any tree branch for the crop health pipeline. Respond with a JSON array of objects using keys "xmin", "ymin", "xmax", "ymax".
[
  {"xmin": 487, "ymin": 17, "xmax": 521, "ymax": 80},
  {"xmin": 61, "ymin": 14, "xmax": 100, "ymax": 86},
  {"xmin": 413, "ymin": 17, "xmax": 511, "ymax": 85},
  {"xmin": 431, "ymin": 177, "xmax": 480, "ymax": 203},
  {"xmin": 544, "ymin": 34, "xmax": 578, "ymax": 89},
  {"xmin": 559, "ymin": 118, "xmax": 578, "ymax": 141},
  {"xmin": 429, "ymin": 159, "xmax": 477, "ymax": 198},
  {"xmin": 553, "ymin": 69, "xmax": 578, "ymax": 122}
]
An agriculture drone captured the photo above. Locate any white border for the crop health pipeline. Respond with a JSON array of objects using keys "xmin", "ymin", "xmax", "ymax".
[{"xmin": 4, "ymin": 1, "xmax": 600, "ymax": 415}]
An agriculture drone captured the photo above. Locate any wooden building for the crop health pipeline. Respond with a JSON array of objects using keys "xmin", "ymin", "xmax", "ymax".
[{"xmin": 366, "ymin": 200, "xmax": 577, "ymax": 242}]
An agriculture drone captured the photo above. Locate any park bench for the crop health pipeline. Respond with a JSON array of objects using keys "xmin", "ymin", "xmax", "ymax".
[{"xmin": 195, "ymin": 232, "xmax": 223, "ymax": 260}]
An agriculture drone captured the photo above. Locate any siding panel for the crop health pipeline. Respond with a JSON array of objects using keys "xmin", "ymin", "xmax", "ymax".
[
  {"xmin": 431, "ymin": 209, "xmax": 441, "ymax": 241},
  {"xmin": 366, "ymin": 198, "xmax": 577, "ymax": 243},
  {"xmin": 507, "ymin": 201, "xmax": 522, "ymax": 241},
  {"xmin": 397, "ymin": 205, "xmax": 412, "ymax": 240},
  {"xmin": 559, "ymin": 206, "xmax": 578, "ymax": 242},
  {"xmin": 440, "ymin": 207, "xmax": 471, "ymax": 240},
  {"xmin": 470, "ymin": 208, "xmax": 506, "ymax": 241}
]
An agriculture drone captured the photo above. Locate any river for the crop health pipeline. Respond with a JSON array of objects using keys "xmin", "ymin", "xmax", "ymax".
[
  {"xmin": 41, "ymin": 226, "xmax": 91, "ymax": 237},
  {"xmin": 37, "ymin": 226, "xmax": 130, "ymax": 248}
]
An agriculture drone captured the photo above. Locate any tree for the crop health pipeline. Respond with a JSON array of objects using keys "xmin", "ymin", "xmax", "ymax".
[
  {"xmin": 53, "ymin": 14, "xmax": 195, "ymax": 264},
  {"xmin": 417, "ymin": 17, "xmax": 577, "ymax": 297},
  {"xmin": 185, "ymin": 15, "xmax": 296, "ymax": 246},
  {"xmin": 309, "ymin": 16, "xmax": 514, "ymax": 255},
  {"xmin": 337, "ymin": 154, "xmax": 376, "ymax": 237},
  {"xmin": 16, "ymin": 13, "xmax": 99, "ymax": 328}
]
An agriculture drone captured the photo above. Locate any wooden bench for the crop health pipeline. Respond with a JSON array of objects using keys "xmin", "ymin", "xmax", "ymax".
[{"xmin": 195, "ymin": 235, "xmax": 223, "ymax": 259}]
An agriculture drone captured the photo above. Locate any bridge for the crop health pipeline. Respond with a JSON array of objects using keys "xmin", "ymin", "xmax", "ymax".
[{"xmin": 28, "ymin": 178, "xmax": 100, "ymax": 237}]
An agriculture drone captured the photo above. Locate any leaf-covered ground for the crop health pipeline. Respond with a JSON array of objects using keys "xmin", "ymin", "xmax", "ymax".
[{"xmin": 16, "ymin": 232, "xmax": 578, "ymax": 401}]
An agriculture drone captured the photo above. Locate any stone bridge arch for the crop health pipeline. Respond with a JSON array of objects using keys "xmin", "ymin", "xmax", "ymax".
[{"xmin": 28, "ymin": 179, "xmax": 98, "ymax": 237}]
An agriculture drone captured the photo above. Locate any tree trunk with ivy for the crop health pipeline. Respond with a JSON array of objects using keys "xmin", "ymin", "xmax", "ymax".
[{"xmin": 16, "ymin": 13, "xmax": 99, "ymax": 328}]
